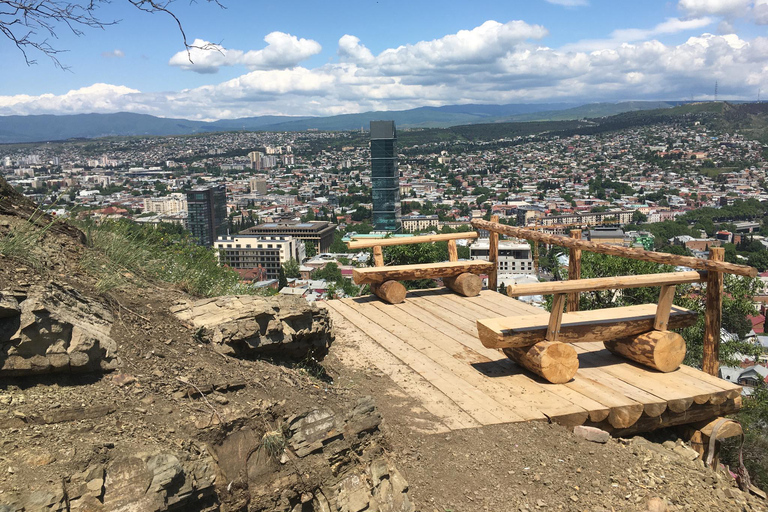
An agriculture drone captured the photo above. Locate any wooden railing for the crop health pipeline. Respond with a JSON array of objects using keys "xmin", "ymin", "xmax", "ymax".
[{"xmin": 471, "ymin": 218, "xmax": 758, "ymax": 376}]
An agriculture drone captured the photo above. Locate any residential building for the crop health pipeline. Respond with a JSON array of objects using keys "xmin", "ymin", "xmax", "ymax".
[
  {"xmin": 249, "ymin": 177, "xmax": 268, "ymax": 195},
  {"xmin": 214, "ymin": 235, "xmax": 305, "ymax": 280},
  {"xmin": 470, "ymin": 239, "xmax": 535, "ymax": 284},
  {"xmin": 587, "ymin": 227, "xmax": 627, "ymax": 245},
  {"xmin": 241, "ymin": 220, "xmax": 336, "ymax": 254},
  {"xmin": 186, "ymin": 185, "xmax": 227, "ymax": 246},
  {"xmin": 370, "ymin": 120, "xmax": 401, "ymax": 231},
  {"xmin": 143, "ymin": 193, "xmax": 187, "ymax": 215},
  {"xmin": 401, "ymin": 215, "xmax": 439, "ymax": 232}
]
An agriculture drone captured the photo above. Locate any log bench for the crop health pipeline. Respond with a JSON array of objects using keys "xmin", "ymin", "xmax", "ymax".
[
  {"xmin": 346, "ymin": 232, "xmax": 492, "ymax": 304},
  {"xmin": 476, "ymin": 271, "xmax": 706, "ymax": 383}
]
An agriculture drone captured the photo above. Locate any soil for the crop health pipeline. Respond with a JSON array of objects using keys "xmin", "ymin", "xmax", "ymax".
[{"xmin": 0, "ymin": 186, "xmax": 766, "ymax": 511}]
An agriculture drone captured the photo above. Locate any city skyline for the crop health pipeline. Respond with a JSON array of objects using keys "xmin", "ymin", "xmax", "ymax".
[{"xmin": 1, "ymin": 0, "xmax": 767, "ymax": 120}]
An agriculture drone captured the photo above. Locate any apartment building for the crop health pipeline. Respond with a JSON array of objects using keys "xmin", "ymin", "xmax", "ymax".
[{"xmin": 214, "ymin": 235, "xmax": 305, "ymax": 280}]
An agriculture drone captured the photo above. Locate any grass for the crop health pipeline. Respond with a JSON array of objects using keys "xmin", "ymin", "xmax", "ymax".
[
  {"xmin": 260, "ymin": 430, "xmax": 286, "ymax": 459},
  {"xmin": 0, "ymin": 211, "xmax": 55, "ymax": 269},
  {"xmin": 77, "ymin": 218, "xmax": 271, "ymax": 297}
]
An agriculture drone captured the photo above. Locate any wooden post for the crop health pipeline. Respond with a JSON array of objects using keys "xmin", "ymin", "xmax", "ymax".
[
  {"xmin": 373, "ymin": 245, "xmax": 384, "ymax": 267},
  {"xmin": 703, "ymin": 247, "xmax": 724, "ymax": 376},
  {"xmin": 654, "ymin": 285, "xmax": 676, "ymax": 331},
  {"xmin": 488, "ymin": 215, "xmax": 499, "ymax": 292},
  {"xmin": 567, "ymin": 229, "xmax": 582, "ymax": 313},
  {"xmin": 447, "ymin": 239, "xmax": 458, "ymax": 262},
  {"xmin": 546, "ymin": 293, "xmax": 566, "ymax": 341}
]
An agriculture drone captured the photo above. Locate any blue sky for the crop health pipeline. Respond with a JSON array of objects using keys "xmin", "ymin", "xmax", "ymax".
[{"xmin": 1, "ymin": 0, "xmax": 767, "ymax": 119}]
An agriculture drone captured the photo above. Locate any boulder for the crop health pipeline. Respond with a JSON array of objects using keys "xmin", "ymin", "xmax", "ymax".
[
  {"xmin": 0, "ymin": 282, "xmax": 118, "ymax": 376},
  {"xmin": 171, "ymin": 294, "xmax": 334, "ymax": 361}
]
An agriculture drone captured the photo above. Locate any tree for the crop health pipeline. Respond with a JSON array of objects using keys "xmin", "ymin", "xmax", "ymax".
[
  {"xmin": 2, "ymin": 0, "xmax": 223, "ymax": 68},
  {"xmin": 304, "ymin": 242, "xmax": 316, "ymax": 258},
  {"xmin": 631, "ymin": 210, "xmax": 647, "ymax": 224},
  {"xmin": 278, "ymin": 266, "xmax": 287, "ymax": 290},
  {"xmin": 282, "ymin": 258, "xmax": 300, "ymax": 279},
  {"xmin": 314, "ymin": 262, "xmax": 341, "ymax": 282}
]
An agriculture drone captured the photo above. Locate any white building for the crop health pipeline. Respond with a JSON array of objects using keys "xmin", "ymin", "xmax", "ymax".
[
  {"xmin": 401, "ymin": 215, "xmax": 439, "ymax": 232},
  {"xmin": 470, "ymin": 238, "xmax": 535, "ymax": 284},
  {"xmin": 143, "ymin": 193, "xmax": 188, "ymax": 215},
  {"xmin": 214, "ymin": 235, "xmax": 305, "ymax": 281}
]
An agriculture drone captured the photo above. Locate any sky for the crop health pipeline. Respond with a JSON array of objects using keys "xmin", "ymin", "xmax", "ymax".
[{"xmin": 1, "ymin": 0, "xmax": 767, "ymax": 120}]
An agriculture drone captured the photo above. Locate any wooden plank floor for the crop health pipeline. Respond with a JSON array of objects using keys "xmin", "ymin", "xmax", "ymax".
[{"xmin": 325, "ymin": 288, "xmax": 743, "ymax": 434}]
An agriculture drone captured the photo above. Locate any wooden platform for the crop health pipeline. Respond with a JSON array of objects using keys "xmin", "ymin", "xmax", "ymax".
[{"xmin": 325, "ymin": 289, "xmax": 743, "ymax": 435}]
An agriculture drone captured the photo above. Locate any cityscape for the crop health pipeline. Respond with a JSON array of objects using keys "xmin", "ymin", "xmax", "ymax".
[{"xmin": 2, "ymin": 0, "xmax": 768, "ymax": 511}]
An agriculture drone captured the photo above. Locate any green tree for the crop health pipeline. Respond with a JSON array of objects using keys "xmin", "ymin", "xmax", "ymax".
[
  {"xmin": 282, "ymin": 258, "xmax": 300, "ymax": 279},
  {"xmin": 315, "ymin": 262, "xmax": 342, "ymax": 282},
  {"xmin": 278, "ymin": 266, "xmax": 288, "ymax": 290},
  {"xmin": 631, "ymin": 211, "xmax": 647, "ymax": 224},
  {"xmin": 304, "ymin": 242, "xmax": 317, "ymax": 258}
]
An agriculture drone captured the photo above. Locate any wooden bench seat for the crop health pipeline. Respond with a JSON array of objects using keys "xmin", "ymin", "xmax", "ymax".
[
  {"xmin": 477, "ymin": 303, "xmax": 698, "ymax": 349},
  {"xmin": 352, "ymin": 260, "xmax": 495, "ymax": 285}
]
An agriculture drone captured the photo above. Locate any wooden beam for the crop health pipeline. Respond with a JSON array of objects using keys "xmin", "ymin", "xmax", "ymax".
[
  {"xmin": 567, "ymin": 229, "xmax": 582, "ymax": 313},
  {"xmin": 601, "ymin": 397, "xmax": 741, "ymax": 437},
  {"xmin": 603, "ymin": 330, "xmax": 686, "ymax": 373},
  {"xmin": 488, "ymin": 215, "xmax": 499, "ymax": 292},
  {"xmin": 347, "ymin": 232, "xmax": 479, "ymax": 250},
  {"xmin": 444, "ymin": 273, "xmax": 483, "ymax": 297},
  {"xmin": 353, "ymin": 260, "xmax": 494, "ymax": 285},
  {"xmin": 546, "ymin": 293, "xmax": 565, "ymax": 341},
  {"xmin": 703, "ymin": 247, "xmax": 725, "ymax": 376},
  {"xmin": 477, "ymin": 303, "xmax": 698, "ymax": 348},
  {"xmin": 447, "ymin": 239, "xmax": 458, "ymax": 262},
  {"xmin": 502, "ymin": 341, "xmax": 578, "ymax": 384},
  {"xmin": 470, "ymin": 219, "xmax": 757, "ymax": 278},
  {"xmin": 373, "ymin": 245, "xmax": 384, "ymax": 267},
  {"xmin": 654, "ymin": 285, "xmax": 676, "ymax": 331},
  {"xmin": 371, "ymin": 281, "xmax": 406, "ymax": 304},
  {"xmin": 506, "ymin": 271, "xmax": 705, "ymax": 297}
]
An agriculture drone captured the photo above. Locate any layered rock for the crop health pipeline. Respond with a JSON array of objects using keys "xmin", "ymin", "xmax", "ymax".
[
  {"xmin": 171, "ymin": 295, "xmax": 334, "ymax": 360},
  {"xmin": 0, "ymin": 282, "xmax": 118, "ymax": 376},
  {"xmin": 211, "ymin": 397, "xmax": 413, "ymax": 512},
  {"xmin": 1, "ymin": 449, "xmax": 217, "ymax": 512}
]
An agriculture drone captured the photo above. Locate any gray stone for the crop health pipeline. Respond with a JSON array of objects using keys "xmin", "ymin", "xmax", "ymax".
[
  {"xmin": 171, "ymin": 294, "xmax": 334, "ymax": 360},
  {"xmin": 0, "ymin": 282, "xmax": 118, "ymax": 376},
  {"xmin": 0, "ymin": 292, "xmax": 19, "ymax": 318},
  {"xmin": 573, "ymin": 425, "xmax": 610, "ymax": 444}
]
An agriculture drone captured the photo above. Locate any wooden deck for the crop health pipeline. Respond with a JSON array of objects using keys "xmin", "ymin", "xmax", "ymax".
[{"xmin": 325, "ymin": 289, "xmax": 743, "ymax": 435}]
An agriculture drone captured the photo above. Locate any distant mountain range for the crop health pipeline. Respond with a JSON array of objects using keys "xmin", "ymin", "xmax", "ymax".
[{"xmin": 0, "ymin": 101, "xmax": 694, "ymax": 144}]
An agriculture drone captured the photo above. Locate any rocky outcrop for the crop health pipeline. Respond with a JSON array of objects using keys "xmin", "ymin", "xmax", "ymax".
[
  {"xmin": 0, "ymin": 282, "xmax": 118, "ymax": 376},
  {"xmin": 171, "ymin": 295, "xmax": 334, "ymax": 361},
  {"xmin": 212, "ymin": 397, "xmax": 413, "ymax": 512},
  {"xmin": 0, "ymin": 448, "xmax": 217, "ymax": 512}
]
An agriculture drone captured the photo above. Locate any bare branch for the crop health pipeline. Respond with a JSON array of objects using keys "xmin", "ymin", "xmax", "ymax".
[{"xmin": 0, "ymin": 0, "xmax": 225, "ymax": 68}]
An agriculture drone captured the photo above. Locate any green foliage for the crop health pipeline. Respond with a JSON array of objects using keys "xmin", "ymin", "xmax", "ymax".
[
  {"xmin": 304, "ymin": 242, "xmax": 317, "ymax": 258},
  {"xmin": 282, "ymin": 258, "xmax": 300, "ymax": 279},
  {"xmin": 314, "ymin": 262, "xmax": 342, "ymax": 282},
  {"xmin": 383, "ymin": 241, "xmax": 449, "ymax": 289},
  {"xmin": 576, "ymin": 254, "xmax": 762, "ymax": 368}
]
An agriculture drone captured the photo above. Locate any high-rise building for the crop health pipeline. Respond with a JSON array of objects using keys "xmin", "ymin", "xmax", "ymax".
[
  {"xmin": 186, "ymin": 185, "xmax": 227, "ymax": 246},
  {"xmin": 249, "ymin": 177, "xmax": 268, "ymax": 195},
  {"xmin": 370, "ymin": 120, "xmax": 401, "ymax": 231}
]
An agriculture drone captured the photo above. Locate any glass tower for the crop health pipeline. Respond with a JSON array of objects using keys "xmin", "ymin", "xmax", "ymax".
[
  {"xmin": 186, "ymin": 185, "xmax": 227, "ymax": 246},
  {"xmin": 370, "ymin": 120, "xmax": 401, "ymax": 231}
]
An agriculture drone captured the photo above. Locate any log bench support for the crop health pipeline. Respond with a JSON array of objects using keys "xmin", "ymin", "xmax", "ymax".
[{"xmin": 348, "ymin": 232, "xmax": 494, "ymax": 304}]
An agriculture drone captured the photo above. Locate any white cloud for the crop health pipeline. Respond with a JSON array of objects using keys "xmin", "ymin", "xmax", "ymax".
[
  {"xmin": 755, "ymin": 0, "xmax": 768, "ymax": 23},
  {"xmin": 678, "ymin": 0, "xmax": 752, "ymax": 17},
  {"xmin": 101, "ymin": 49, "xmax": 125, "ymax": 59},
  {"xmin": 168, "ymin": 32, "xmax": 322, "ymax": 73},
  {"xmin": 3, "ymin": 22, "xmax": 768, "ymax": 119},
  {"xmin": 545, "ymin": 0, "xmax": 589, "ymax": 6},
  {"xmin": 563, "ymin": 17, "xmax": 714, "ymax": 52}
]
